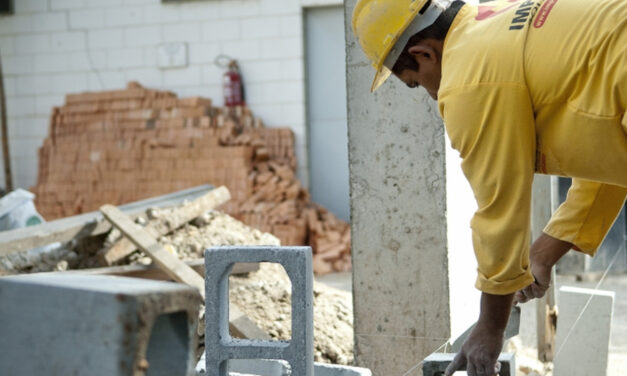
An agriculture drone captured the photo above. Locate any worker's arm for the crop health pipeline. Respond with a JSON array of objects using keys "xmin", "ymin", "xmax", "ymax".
[
  {"xmin": 514, "ymin": 233, "xmax": 572, "ymax": 303},
  {"xmin": 439, "ymin": 83, "xmax": 537, "ymax": 375},
  {"xmin": 515, "ymin": 180, "xmax": 627, "ymax": 303},
  {"xmin": 544, "ymin": 179, "xmax": 627, "ymax": 253},
  {"xmin": 439, "ymin": 83, "xmax": 536, "ymax": 295},
  {"xmin": 445, "ymin": 292, "xmax": 513, "ymax": 376}
]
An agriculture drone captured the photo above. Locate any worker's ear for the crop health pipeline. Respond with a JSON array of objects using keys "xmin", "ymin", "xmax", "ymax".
[{"xmin": 408, "ymin": 42, "xmax": 439, "ymax": 65}]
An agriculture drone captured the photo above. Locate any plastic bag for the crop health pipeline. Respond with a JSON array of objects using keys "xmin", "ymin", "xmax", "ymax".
[{"xmin": 0, "ymin": 188, "xmax": 45, "ymax": 231}]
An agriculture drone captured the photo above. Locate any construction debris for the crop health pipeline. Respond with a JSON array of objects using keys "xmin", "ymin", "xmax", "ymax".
[
  {"xmin": 0, "ymin": 188, "xmax": 355, "ymax": 365},
  {"xmin": 101, "ymin": 186, "xmax": 231, "ymax": 265},
  {"xmin": 230, "ymin": 263, "xmax": 354, "ymax": 365},
  {"xmin": 100, "ymin": 204, "xmax": 210, "ymax": 298},
  {"xmin": 31, "ymin": 82, "xmax": 351, "ymax": 274},
  {"xmin": 0, "ymin": 185, "xmax": 213, "ymax": 258}
]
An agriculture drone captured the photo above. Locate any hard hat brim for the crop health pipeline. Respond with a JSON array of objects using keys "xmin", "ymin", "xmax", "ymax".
[{"xmin": 370, "ymin": 65, "xmax": 392, "ymax": 93}]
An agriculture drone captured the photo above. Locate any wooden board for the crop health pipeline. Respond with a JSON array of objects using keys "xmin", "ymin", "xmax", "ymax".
[
  {"xmin": 101, "ymin": 205, "xmax": 206, "ymax": 296},
  {"xmin": 0, "ymin": 185, "xmax": 213, "ymax": 257},
  {"xmin": 47, "ymin": 259, "xmax": 259, "ymax": 280},
  {"xmin": 100, "ymin": 204, "xmax": 269, "ymax": 340},
  {"xmin": 102, "ymin": 186, "xmax": 231, "ymax": 265}
]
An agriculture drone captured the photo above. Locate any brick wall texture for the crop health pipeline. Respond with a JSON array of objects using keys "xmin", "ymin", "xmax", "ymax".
[
  {"xmin": 32, "ymin": 82, "xmax": 350, "ymax": 273},
  {"xmin": 0, "ymin": 0, "xmax": 308, "ymax": 189}
]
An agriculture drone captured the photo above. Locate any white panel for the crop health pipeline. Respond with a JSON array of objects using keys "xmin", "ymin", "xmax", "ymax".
[
  {"xmin": 554, "ymin": 287, "xmax": 614, "ymax": 376},
  {"xmin": 305, "ymin": 6, "xmax": 349, "ymax": 221}
]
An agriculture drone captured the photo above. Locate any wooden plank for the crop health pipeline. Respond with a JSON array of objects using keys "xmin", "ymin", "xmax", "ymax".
[
  {"xmin": 531, "ymin": 175, "xmax": 557, "ymax": 361},
  {"xmin": 0, "ymin": 185, "xmax": 213, "ymax": 257},
  {"xmin": 102, "ymin": 186, "xmax": 231, "ymax": 265},
  {"xmin": 100, "ymin": 205, "xmax": 269, "ymax": 340},
  {"xmin": 48, "ymin": 260, "xmax": 259, "ymax": 280},
  {"xmin": 100, "ymin": 204, "xmax": 206, "ymax": 297}
]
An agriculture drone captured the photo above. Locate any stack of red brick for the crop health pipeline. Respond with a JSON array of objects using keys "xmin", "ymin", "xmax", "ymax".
[{"xmin": 32, "ymin": 82, "xmax": 350, "ymax": 273}]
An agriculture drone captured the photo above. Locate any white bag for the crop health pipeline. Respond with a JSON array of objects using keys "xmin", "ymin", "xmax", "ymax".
[{"xmin": 0, "ymin": 188, "xmax": 45, "ymax": 231}]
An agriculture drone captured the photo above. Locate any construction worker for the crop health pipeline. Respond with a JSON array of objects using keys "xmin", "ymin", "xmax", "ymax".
[{"xmin": 352, "ymin": 0, "xmax": 627, "ymax": 375}]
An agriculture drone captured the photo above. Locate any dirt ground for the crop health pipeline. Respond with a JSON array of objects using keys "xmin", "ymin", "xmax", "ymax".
[{"xmin": 229, "ymin": 262, "xmax": 354, "ymax": 365}]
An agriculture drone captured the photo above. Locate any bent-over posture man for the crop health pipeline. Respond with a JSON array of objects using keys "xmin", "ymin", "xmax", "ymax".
[{"xmin": 352, "ymin": 0, "xmax": 627, "ymax": 374}]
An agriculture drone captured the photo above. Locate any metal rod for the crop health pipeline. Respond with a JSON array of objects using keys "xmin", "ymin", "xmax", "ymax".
[{"xmin": 0, "ymin": 53, "xmax": 13, "ymax": 192}]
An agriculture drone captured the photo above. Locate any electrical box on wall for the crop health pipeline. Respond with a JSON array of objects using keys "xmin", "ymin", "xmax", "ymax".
[
  {"xmin": 162, "ymin": 0, "xmax": 213, "ymax": 3},
  {"xmin": 0, "ymin": 0, "xmax": 14, "ymax": 15},
  {"xmin": 157, "ymin": 42, "xmax": 188, "ymax": 69}
]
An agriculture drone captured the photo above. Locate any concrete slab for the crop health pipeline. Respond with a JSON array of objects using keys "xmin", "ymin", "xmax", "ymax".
[
  {"xmin": 554, "ymin": 286, "xmax": 614, "ymax": 376},
  {"xmin": 0, "ymin": 273, "xmax": 201, "ymax": 376},
  {"xmin": 204, "ymin": 246, "xmax": 314, "ymax": 376}
]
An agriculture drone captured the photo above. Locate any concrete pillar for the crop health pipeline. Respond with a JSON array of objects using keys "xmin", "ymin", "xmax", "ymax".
[
  {"xmin": 344, "ymin": 2, "xmax": 451, "ymax": 374},
  {"xmin": 553, "ymin": 286, "xmax": 614, "ymax": 376}
]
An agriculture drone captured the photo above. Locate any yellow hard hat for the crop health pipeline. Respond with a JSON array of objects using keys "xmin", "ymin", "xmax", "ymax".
[{"xmin": 352, "ymin": 0, "xmax": 447, "ymax": 92}]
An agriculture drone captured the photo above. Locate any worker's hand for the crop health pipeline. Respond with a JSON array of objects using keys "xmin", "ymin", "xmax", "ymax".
[
  {"xmin": 514, "ymin": 233, "xmax": 572, "ymax": 304},
  {"xmin": 445, "ymin": 292, "xmax": 513, "ymax": 376},
  {"xmin": 444, "ymin": 323, "xmax": 504, "ymax": 376},
  {"xmin": 513, "ymin": 265, "xmax": 551, "ymax": 304}
]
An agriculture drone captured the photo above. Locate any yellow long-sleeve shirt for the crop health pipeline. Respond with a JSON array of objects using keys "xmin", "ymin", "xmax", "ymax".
[{"xmin": 439, "ymin": 0, "xmax": 627, "ymax": 294}]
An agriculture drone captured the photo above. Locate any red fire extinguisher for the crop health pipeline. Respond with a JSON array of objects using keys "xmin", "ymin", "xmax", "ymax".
[{"xmin": 217, "ymin": 55, "xmax": 245, "ymax": 107}]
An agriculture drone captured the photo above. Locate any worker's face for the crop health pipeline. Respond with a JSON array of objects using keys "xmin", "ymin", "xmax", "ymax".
[
  {"xmin": 394, "ymin": 41, "xmax": 443, "ymax": 100},
  {"xmin": 396, "ymin": 66, "xmax": 441, "ymax": 99}
]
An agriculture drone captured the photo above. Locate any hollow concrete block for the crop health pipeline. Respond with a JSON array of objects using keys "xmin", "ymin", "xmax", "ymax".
[
  {"xmin": 554, "ymin": 286, "xmax": 614, "ymax": 376},
  {"xmin": 0, "ymin": 273, "xmax": 201, "ymax": 376},
  {"xmin": 196, "ymin": 354, "xmax": 372, "ymax": 376},
  {"xmin": 422, "ymin": 352, "xmax": 515, "ymax": 376},
  {"xmin": 204, "ymin": 246, "xmax": 314, "ymax": 376}
]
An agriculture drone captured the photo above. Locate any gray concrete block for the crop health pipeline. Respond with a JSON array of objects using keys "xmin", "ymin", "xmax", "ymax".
[
  {"xmin": 554, "ymin": 286, "xmax": 614, "ymax": 376},
  {"xmin": 196, "ymin": 354, "xmax": 372, "ymax": 376},
  {"xmin": 422, "ymin": 352, "xmax": 515, "ymax": 376},
  {"xmin": 312, "ymin": 362, "xmax": 373, "ymax": 376},
  {"xmin": 204, "ymin": 246, "xmax": 314, "ymax": 376},
  {"xmin": 0, "ymin": 273, "xmax": 201, "ymax": 376}
]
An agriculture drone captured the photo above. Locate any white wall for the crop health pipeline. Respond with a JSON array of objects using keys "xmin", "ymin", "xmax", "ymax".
[
  {"xmin": 445, "ymin": 0, "xmax": 481, "ymax": 344},
  {"xmin": 0, "ymin": 0, "xmax": 320, "ymax": 190},
  {"xmin": 446, "ymin": 134, "xmax": 480, "ymax": 341}
]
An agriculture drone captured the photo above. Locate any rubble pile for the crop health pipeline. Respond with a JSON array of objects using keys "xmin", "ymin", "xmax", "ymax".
[
  {"xmin": 32, "ymin": 82, "xmax": 351, "ymax": 273},
  {"xmin": 230, "ymin": 263, "xmax": 354, "ymax": 365},
  {"xmin": 0, "ymin": 206, "xmax": 355, "ymax": 366}
]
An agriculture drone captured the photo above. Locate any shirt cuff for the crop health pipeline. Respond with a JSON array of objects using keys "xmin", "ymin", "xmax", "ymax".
[
  {"xmin": 475, "ymin": 269, "xmax": 534, "ymax": 295},
  {"xmin": 544, "ymin": 221, "xmax": 597, "ymax": 256}
]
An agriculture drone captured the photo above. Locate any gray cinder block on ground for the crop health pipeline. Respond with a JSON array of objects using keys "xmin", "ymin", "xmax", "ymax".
[
  {"xmin": 0, "ymin": 273, "xmax": 201, "ymax": 376},
  {"xmin": 422, "ymin": 352, "xmax": 515, "ymax": 376},
  {"xmin": 204, "ymin": 246, "xmax": 314, "ymax": 376},
  {"xmin": 196, "ymin": 355, "xmax": 372, "ymax": 376},
  {"xmin": 554, "ymin": 286, "xmax": 615, "ymax": 376}
]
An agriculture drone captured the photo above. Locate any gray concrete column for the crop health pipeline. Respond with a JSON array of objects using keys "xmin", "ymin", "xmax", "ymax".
[{"xmin": 344, "ymin": 2, "xmax": 451, "ymax": 374}]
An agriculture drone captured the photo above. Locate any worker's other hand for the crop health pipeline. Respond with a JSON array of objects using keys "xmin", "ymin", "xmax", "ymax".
[
  {"xmin": 513, "ymin": 266, "xmax": 551, "ymax": 304},
  {"xmin": 514, "ymin": 233, "xmax": 572, "ymax": 304},
  {"xmin": 444, "ymin": 324, "xmax": 503, "ymax": 376}
]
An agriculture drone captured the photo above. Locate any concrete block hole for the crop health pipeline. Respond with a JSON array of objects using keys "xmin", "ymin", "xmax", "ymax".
[
  {"xmin": 145, "ymin": 311, "xmax": 190, "ymax": 376},
  {"xmin": 228, "ymin": 262, "xmax": 292, "ymax": 340}
]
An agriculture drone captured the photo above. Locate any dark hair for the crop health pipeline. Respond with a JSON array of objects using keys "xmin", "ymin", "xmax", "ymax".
[{"xmin": 392, "ymin": 4, "xmax": 460, "ymax": 75}]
